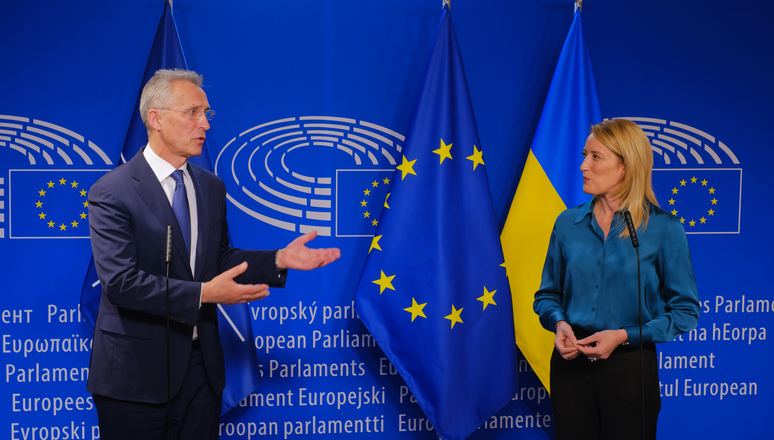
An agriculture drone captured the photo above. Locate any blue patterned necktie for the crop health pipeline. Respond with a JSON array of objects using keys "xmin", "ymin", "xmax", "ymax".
[{"xmin": 170, "ymin": 169, "xmax": 191, "ymax": 256}]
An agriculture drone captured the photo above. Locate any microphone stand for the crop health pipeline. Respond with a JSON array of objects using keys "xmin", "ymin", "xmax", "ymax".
[
  {"xmin": 165, "ymin": 225, "xmax": 173, "ymax": 440},
  {"xmin": 623, "ymin": 211, "xmax": 645, "ymax": 440}
]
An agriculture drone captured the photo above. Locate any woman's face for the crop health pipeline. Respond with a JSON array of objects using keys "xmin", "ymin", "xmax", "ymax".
[{"xmin": 580, "ymin": 135, "xmax": 625, "ymax": 197}]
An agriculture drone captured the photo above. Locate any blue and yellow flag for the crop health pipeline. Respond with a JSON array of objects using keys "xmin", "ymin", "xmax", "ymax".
[
  {"xmin": 354, "ymin": 6, "xmax": 517, "ymax": 440},
  {"xmin": 78, "ymin": 1, "xmax": 257, "ymax": 415},
  {"xmin": 501, "ymin": 10, "xmax": 601, "ymax": 392}
]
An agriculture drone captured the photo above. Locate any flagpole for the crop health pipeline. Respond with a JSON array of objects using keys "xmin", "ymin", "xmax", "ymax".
[
  {"xmin": 443, "ymin": 0, "xmax": 450, "ymax": 8},
  {"xmin": 575, "ymin": 0, "xmax": 582, "ymax": 13}
]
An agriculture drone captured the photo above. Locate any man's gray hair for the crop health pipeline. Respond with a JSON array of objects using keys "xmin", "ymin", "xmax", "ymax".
[{"xmin": 139, "ymin": 69, "xmax": 204, "ymax": 132}]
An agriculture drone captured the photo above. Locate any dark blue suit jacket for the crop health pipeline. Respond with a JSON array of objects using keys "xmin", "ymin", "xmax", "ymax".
[{"xmin": 86, "ymin": 149, "xmax": 285, "ymax": 404}]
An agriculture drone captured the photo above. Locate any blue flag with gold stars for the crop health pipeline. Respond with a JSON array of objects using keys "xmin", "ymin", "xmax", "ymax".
[
  {"xmin": 353, "ymin": 6, "xmax": 518, "ymax": 440},
  {"xmin": 10, "ymin": 170, "xmax": 103, "ymax": 238},
  {"xmin": 653, "ymin": 169, "xmax": 742, "ymax": 234}
]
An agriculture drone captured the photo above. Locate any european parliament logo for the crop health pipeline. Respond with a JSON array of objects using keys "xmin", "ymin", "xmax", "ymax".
[
  {"xmin": 336, "ymin": 169, "xmax": 393, "ymax": 237},
  {"xmin": 9, "ymin": 170, "xmax": 105, "ymax": 239},
  {"xmin": 0, "ymin": 115, "xmax": 112, "ymax": 239},
  {"xmin": 626, "ymin": 117, "xmax": 742, "ymax": 234},
  {"xmin": 214, "ymin": 116, "xmax": 403, "ymax": 237}
]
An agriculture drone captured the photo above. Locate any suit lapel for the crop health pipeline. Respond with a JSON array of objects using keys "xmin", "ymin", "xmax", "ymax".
[
  {"xmin": 128, "ymin": 150, "xmax": 194, "ymax": 278},
  {"xmin": 189, "ymin": 164, "xmax": 209, "ymax": 281}
]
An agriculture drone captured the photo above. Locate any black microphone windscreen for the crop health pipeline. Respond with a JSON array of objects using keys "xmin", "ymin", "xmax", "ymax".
[
  {"xmin": 166, "ymin": 225, "xmax": 173, "ymax": 263},
  {"xmin": 623, "ymin": 210, "xmax": 640, "ymax": 248}
]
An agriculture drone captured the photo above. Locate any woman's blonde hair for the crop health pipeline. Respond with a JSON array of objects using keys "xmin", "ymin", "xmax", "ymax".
[{"xmin": 590, "ymin": 118, "xmax": 658, "ymax": 237}]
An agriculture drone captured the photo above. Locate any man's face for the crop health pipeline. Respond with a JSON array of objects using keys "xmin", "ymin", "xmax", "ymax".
[{"xmin": 152, "ymin": 80, "xmax": 210, "ymax": 164}]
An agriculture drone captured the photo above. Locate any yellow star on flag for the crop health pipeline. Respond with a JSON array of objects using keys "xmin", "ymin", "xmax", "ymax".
[
  {"xmin": 477, "ymin": 287, "xmax": 497, "ymax": 310},
  {"xmin": 433, "ymin": 139, "xmax": 453, "ymax": 164},
  {"xmin": 444, "ymin": 305, "xmax": 463, "ymax": 329},
  {"xmin": 404, "ymin": 298, "xmax": 427, "ymax": 322},
  {"xmin": 369, "ymin": 235, "xmax": 382, "ymax": 254},
  {"xmin": 396, "ymin": 155, "xmax": 417, "ymax": 180},
  {"xmin": 466, "ymin": 145, "xmax": 484, "ymax": 170},
  {"xmin": 372, "ymin": 270, "xmax": 395, "ymax": 294}
]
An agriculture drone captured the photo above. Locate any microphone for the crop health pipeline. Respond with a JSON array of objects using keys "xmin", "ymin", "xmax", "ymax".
[
  {"xmin": 623, "ymin": 210, "xmax": 639, "ymax": 248},
  {"xmin": 166, "ymin": 225, "xmax": 173, "ymax": 263}
]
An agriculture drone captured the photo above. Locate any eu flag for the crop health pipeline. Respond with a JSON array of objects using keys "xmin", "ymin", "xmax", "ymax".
[
  {"xmin": 9, "ymin": 170, "xmax": 105, "ymax": 239},
  {"xmin": 335, "ymin": 169, "xmax": 393, "ymax": 237},
  {"xmin": 353, "ymin": 6, "xmax": 518, "ymax": 440},
  {"xmin": 79, "ymin": 0, "xmax": 259, "ymax": 415},
  {"xmin": 652, "ymin": 168, "xmax": 741, "ymax": 234}
]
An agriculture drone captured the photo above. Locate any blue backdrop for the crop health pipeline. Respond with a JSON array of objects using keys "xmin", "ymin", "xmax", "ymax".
[{"xmin": 1, "ymin": 1, "xmax": 771, "ymax": 439}]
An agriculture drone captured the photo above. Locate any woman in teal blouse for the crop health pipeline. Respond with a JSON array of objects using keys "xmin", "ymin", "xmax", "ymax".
[{"xmin": 533, "ymin": 118, "xmax": 700, "ymax": 439}]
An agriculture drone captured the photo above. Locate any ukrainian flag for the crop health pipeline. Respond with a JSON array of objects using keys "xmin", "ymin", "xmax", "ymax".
[{"xmin": 501, "ymin": 10, "xmax": 601, "ymax": 392}]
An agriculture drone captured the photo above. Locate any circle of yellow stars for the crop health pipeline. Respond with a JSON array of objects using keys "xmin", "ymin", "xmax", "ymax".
[
  {"xmin": 360, "ymin": 177, "xmax": 391, "ymax": 228},
  {"xmin": 667, "ymin": 176, "xmax": 718, "ymax": 227},
  {"xmin": 368, "ymin": 138, "xmax": 503, "ymax": 329},
  {"xmin": 36, "ymin": 178, "xmax": 88, "ymax": 231}
]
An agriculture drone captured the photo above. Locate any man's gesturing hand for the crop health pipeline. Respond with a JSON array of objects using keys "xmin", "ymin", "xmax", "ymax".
[
  {"xmin": 202, "ymin": 262, "xmax": 270, "ymax": 305},
  {"xmin": 275, "ymin": 230, "xmax": 341, "ymax": 271}
]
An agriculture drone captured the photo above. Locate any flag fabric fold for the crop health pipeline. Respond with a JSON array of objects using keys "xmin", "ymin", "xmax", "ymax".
[
  {"xmin": 353, "ymin": 6, "xmax": 518, "ymax": 440},
  {"xmin": 501, "ymin": 10, "xmax": 601, "ymax": 392},
  {"xmin": 79, "ymin": 1, "xmax": 258, "ymax": 415}
]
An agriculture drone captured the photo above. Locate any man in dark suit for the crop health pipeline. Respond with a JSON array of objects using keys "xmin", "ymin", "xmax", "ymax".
[{"xmin": 86, "ymin": 69, "xmax": 340, "ymax": 440}]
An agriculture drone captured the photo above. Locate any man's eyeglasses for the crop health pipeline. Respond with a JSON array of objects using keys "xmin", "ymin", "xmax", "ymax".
[{"xmin": 157, "ymin": 108, "xmax": 215, "ymax": 121}]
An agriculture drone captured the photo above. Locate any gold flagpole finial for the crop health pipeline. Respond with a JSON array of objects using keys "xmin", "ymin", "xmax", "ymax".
[
  {"xmin": 444, "ymin": 0, "xmax": 450, "ymax": 9},
  {"xmin": 575, "ymin": 0, "xmax": 582, "ymax": 13}
]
